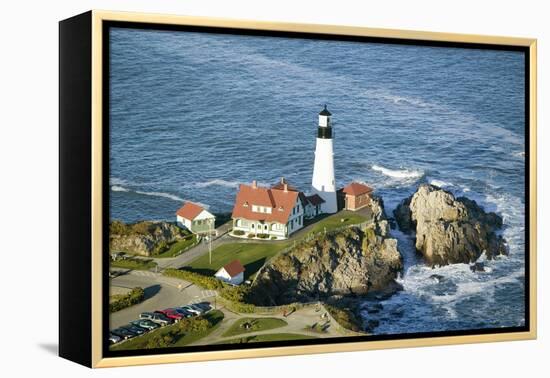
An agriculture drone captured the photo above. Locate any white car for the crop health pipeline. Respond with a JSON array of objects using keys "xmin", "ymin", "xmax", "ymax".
[
  {"xmin": 180, "ymin": 305, "xmax": 203, "ymax": 315},
  {"xmin": 109, "ymin": 333, "xmax": 121, "ymax": 344}
]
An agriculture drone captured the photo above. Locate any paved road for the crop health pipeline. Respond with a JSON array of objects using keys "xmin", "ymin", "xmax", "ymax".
[{"xmin": 109, "ymin": 270, "xmax": 213, "ymax": 329}]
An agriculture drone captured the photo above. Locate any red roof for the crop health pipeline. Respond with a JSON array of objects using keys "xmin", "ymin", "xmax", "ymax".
[
  {"xmin": 306, "ymin": 194, "xmax": 325, "ymax": 206},
  {"xmin": 176, "ymin": 202, "xmax": 205, "ymax": 220},
  {"xmin": 222, "ymin": 260, "xmax": 245, "ymax": 277},
  {"xmin": 231, "ymin": 181, "xmax": 300, "ymax": 224},
  {"xmin": 342, "ymin": 182, "xmax": 373, "ymax": 196}
]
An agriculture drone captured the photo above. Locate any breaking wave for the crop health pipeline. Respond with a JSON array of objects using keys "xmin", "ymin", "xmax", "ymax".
[
  {"xmin": 192, "ymin": 179, "xmax": 241, "ymax": 189},
  {"xmin": 372, "ymin": 164, "xmax": 424, "ymax": 179},
  {"xmin": 429, "ymin": 179, "xmax": 453, "ymax": 188}
]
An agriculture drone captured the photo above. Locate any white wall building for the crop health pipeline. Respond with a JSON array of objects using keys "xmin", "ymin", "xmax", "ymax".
[
  {"xmin": 215, "ymin": 260, "xmax": 245, "ymax": 285},
  {"xmin": 176, "ymin": 202, "xmax": 216, "ymax": 234},
  {"xmin": 311, "ymin": 105, "xmax": 338, "ymax": 213},
  {"xmin": 231, "ymin": 178, "xmax": 305, "ymax": 239}
]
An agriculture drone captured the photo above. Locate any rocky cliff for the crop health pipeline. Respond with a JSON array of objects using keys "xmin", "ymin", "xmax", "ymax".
[
  {"xmin": 109, "ymin": 221, "xmax": 188, "ymax": 257},
  {"xmin": 394, "ymin": 184, "xmax": 507, "ymax": 266},
  {"xmin": 248, "ymin": 198, "xmax": 403, "ymax": 306}
]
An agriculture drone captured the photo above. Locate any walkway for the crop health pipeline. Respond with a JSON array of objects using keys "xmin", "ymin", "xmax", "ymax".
[{"xmin": 190, "ymin": 303, "xmax": 363, "ymax": 346}]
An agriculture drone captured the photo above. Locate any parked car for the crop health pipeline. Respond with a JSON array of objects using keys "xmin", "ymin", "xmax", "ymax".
[
  {"xmin": 180, "ymin": 305, "xmax": 202, "ymax": 316},
  {"xmin": 173, "ymin": 307, "xmax": 194, "ymax": 318},
  {"xmin": 157, "ymin": 309, "xmax": 185, "ymax": 321},
  {"xmin": 111, "ymin": 327, "xmax": 136, "ymax": 340},
  {"xmin": 131, "ymin": 319, "xmax": 160, "ymax": 331},
  {"xmin": 109, "ymin": 333, "xmax": 121, "ymax": 344},
  {"xmin": 139, "ymin": 312, "xmax": 172, "ymax": 326},
  {"xmin": 122, "ymin": 324, "xmax": 147, "ymax": 336},
  {"xmin": 193, "ymin": 302, "xmax": 212, "ymax": 312}
]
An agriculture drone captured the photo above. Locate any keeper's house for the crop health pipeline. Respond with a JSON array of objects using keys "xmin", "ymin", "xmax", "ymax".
[
  {"xmin": 341, "ymin": 182, "xmax": 373, "ymax": 211},
  {"xmin": 176, "ymin": 202, "xmax": 216, "ymax": 234},
  {"xmin": 231, "ymin": 178, "xmax": 304, "ymax": 239}
]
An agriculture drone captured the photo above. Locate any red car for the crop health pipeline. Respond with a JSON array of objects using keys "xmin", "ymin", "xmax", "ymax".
[{"xmin": 156, "ymin": 309, "xmax": 185, "ymax": 321}]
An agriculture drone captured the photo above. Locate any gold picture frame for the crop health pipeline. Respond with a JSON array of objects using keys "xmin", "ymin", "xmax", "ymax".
[{"xmin": 59, "ymin": 10, "xmax": 537, "ymax": 368}]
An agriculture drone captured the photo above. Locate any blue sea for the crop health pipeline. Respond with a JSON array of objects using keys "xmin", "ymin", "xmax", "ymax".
[{"xmin": 109, "ymin": 27, "xmax": 526, "ymax": 334}]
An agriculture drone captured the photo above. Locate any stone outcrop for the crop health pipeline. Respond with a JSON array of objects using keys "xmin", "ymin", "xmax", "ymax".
[
  {"xmin": 248, "ymin": 198, "xmax": 403, "ymax": 306},
  {"xmin": 394, "ymin": 184, "xmax": 507, "ymax": 266},
  {"xmin": 109, "ymin": 221, "xmax": 188, "ymax": 256}
]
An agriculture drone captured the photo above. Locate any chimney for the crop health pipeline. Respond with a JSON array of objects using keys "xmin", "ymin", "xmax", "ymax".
[
  {"xmin": 284, "ymin": 183, "xmax": 288, "ymax": 192},
  {"xmin": 252, "ymin": 180, "xmax": 257, "ymax": 189}
]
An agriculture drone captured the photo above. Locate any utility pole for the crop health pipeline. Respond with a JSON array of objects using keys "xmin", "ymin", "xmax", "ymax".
[{"xmin": 209, "ymin": 220, "xmax": 213, "ymax": 265}]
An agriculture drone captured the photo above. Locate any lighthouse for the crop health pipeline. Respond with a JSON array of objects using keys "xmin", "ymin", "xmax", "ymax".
[{"xmin": 311, "ymin": 105, "xmax": 338, "ymax": 214}]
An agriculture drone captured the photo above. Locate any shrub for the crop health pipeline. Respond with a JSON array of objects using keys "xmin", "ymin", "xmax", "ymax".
[
  {"xmin": 233, "ymin": 230, "xmax": 245, "ymax": 236},
  {"xmin": 257, "ymin": 233, "xmax": 269, "ymax": 239},
  {"xmin": 110, "ymin": 287, "xmax": 145, "ymax": 313},
  {"xmin": 220, "ymin": 285, "xmax": 251, "ymax": 302},
  {"xmin": 177, "ymin": 316, "xmax": 211, "ymax": 333},
  {"xmin": 144, "ymin": 332, "xmax": 176, "ymax": 349},
  {"xmin": 247, "ymin": 233, "xmax": 256, "ymax": 238},
  {"xmin": 163, "ymin": 268, "xmax": 224, "ymax": 290},
  {"xmin": 270, "ymin": 236, "xmax": 277, "ymax": 240}
]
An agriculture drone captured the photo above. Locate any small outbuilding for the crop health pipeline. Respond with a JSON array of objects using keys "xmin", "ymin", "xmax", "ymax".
[
  {"xmin": 304, "ymin": 194, "xmax": 325, "ymax": 219},
  {"xmin": 176, "ymin": 202, "xmax": 216, "ymax": 234},
  {"xmin": 215, "ymin": 260, "xmax": 245, "ymax": 285},
  {"xmin": 342, "ymin": 182, "xmax": 373, "ymax": 211}
]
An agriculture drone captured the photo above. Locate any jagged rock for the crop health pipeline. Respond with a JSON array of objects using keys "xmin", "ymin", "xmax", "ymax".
[
  {"xmin": 109, "ymin": 221, "xmax": 188, "ymax": 256},
  {"xmin": 248, "ymin": 223, "xmax": 403, "ymax": 306},
  {"xmin": 394, "ymin": 184, "xmax": 507, "ymax": 266},
  {"xmin": 470, "ymin": 262, "xmax": 486, "ymax": 272}
]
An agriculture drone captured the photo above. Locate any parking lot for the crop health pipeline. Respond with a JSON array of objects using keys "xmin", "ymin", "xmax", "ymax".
[{"xmin": 110, "ymin": 269, "xmax": 214, "ymax": 330}]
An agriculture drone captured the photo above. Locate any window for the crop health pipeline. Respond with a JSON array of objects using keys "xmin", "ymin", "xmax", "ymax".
[{"xmin": 251, "ymin": 224, "xmax": 255, "ymax": 229}]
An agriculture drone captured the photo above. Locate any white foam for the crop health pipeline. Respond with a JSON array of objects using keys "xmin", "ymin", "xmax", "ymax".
[
  {"xmin": 429, "ymin": 179, "xmax": 452, "ymax": 188},
  {"xmin": 372, "ymin": 164, "xmax": 424, "ymax": 179},
  {"xmin": 363, "ymin": 89, "xmax": 431, "ymax": 108},
  {"xmin": 111, "ymin": 185, "xmax": 129, "ymax": 192},
  {"xmin": 135, "ymin": 190, "xmax": 184, "ymax": 202},
  {"xmin": 193, "ymin": 179, "xmax": 240, "ymax": 189},
  {"xmin": 110, "ymin": 177, "xmax": 127, "ymax": 186}
]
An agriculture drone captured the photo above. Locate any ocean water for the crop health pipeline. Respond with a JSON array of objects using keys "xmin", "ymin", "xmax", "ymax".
[{"xmin": 109, "ymin": 27, "xmax": 526, "ymax": 333}]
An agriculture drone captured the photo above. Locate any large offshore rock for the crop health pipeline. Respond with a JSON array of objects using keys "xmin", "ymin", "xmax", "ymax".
[{"xmin": 394, "ymin": 184, "xmax": 507, "ymax": 266}]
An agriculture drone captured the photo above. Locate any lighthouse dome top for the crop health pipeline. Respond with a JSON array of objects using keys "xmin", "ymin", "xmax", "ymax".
[{"xmin": 319, "ymin": 105, "xmax": 332, "ymax": 116}]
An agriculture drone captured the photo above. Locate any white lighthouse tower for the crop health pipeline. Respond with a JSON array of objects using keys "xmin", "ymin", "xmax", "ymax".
[{"xmin": 311, "ymin": 105, "xmax": 338, "ymax": 214}]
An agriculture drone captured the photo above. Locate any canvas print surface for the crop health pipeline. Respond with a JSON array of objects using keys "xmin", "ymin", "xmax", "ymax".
[{"xmin": 107, "ymin": 26, "xmax": 526, "ymax": 352}]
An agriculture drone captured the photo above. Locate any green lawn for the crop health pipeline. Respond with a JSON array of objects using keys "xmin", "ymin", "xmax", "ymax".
[
  {"xmin": 111, "ymin": 258, "xmax": 157, "ymax": 271},
  {"xmin": 185, "ymin": 242, "xmax": 288, "ymax": 280},
  {"xmin": 216, "ymin": 333, "xmax": 318, "ymax": 344},
  {"xmin": 184, "ymin": 210, "xmax": 371, "ymax": 280},
  {"xmin": 110, "ymin": 310, "xmax": 224, "ymax": 351},
  {"xmin": 222, "ymin": 317, "xmax": 287, "ymax": 337},
  {"xmin": 154, "ymin": 235, "xmax": 198, "ymax": 258},
  {"xmin": 307, "ymin": 210, "xmax": 370, "ymax": 235}
]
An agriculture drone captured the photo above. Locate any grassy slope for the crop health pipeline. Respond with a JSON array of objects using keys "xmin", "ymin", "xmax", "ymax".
[
  {"xmin": 186, "ymin": 242, "xmax": 288, "ymax": 280},
  {"xmin": 222, "ymin": 317, "xmax": 288, "ymax": 337},
  {"xmin": 154, "ymin": 235, "xmax": 198, "ymax": 258},
  {"xmin": 185, "ymin": 211, "xmax": 370, "ymax": 279},
  {"xmin": 111, "ymin": 258, "xmax": 157, "ymax": 270},
  {"xmin": 110, "ymin": 310, "xmax": 224, "ymax": 351}
]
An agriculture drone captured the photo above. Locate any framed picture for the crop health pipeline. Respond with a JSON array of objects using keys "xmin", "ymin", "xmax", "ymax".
[{"xmin": 59, "ymin": 10, "xmax": 537, "ymax": 368}]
